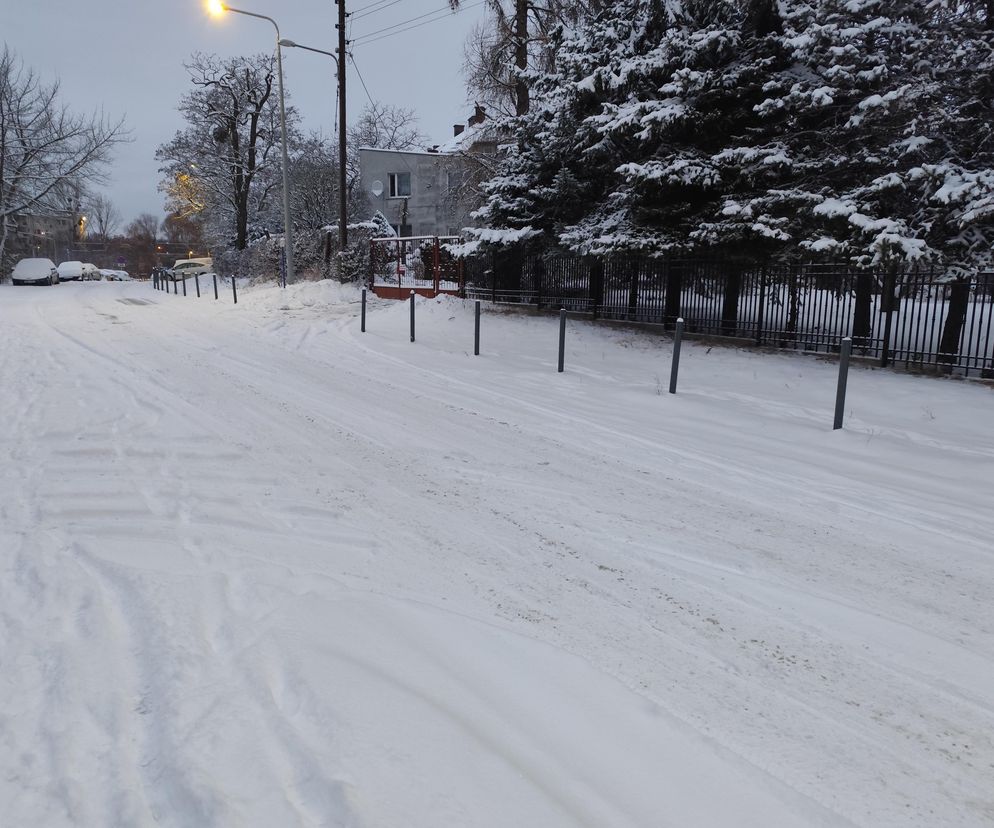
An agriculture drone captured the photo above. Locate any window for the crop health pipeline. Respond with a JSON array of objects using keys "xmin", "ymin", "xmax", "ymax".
[{"xmin": 388, "ymin": 172, "xmax": 412, "ymax": 198}]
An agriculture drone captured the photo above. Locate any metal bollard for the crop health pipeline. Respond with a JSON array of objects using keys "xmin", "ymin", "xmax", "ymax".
[
  {"xmin": 474, "ymin": 299, "xmax": 480, "ymax": 356},
  {"xmin": 669, "ymin": 318, "xmax": 684, "ymax": 394},
  {"xmin": 232, "ymin": 276, "xmax": 238, "ymax": 304},
  {"xmin": 410, "ymin": 290, "xmax": 416, "ymax": 342},
  {"xmin": 182, "ymin": 277, "xmax": 187, "ymax": 296},
  {"xmin": 361, "ymin": 288, "xmax": 366, "ymax": 332},
  {"xmin": 834, "ymin": 337, "xmax": 852, "ymax": 430},
  {"xmin": 195, "ymin": 275, "xmax": 200, "ymax": 297},
  {"xmin": 213, "ymin": 273, "xmax": 218, "ymax": 300},
  {"xmin": 558, "ymin": 308, "xmax": 566, "ymax": 372}
]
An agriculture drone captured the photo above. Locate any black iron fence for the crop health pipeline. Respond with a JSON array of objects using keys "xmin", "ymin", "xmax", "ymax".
[{"xmin": 461, "ymin": 254, "xmax": 994, "ymax": 378}]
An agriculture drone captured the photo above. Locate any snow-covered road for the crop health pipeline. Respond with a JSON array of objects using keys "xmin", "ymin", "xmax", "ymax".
[{"xmin": 1, "ymin": 280, "xmax": 992, "ymax": 827}]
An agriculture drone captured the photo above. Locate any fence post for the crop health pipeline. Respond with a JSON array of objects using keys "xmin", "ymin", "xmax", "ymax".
[
  {"xmin": 182, "ymin": 277, "xmax": 187, "ymax": 297},
  {"xmin": 232, "ymin": 276, "xmax": 238, "ymax": 304},
  {"xmin": 368, "ymin": 239, "xmax": 374, "ymax": 287},
  {"xmin": 834, "ymin": 337, "xmax": 852, "ymax": 430},
  {"xmin": 433, "ymin": 236, "xmax": 441, "ymax": 295},
  {"xmin": 195, "ymin": 274, "xmax": 200, "ymax": 298},
  {"xmin": 755, "ymin": 267, "xmax": 767, "ymax": 346},
  {"xmin": 361, "ymin": 287, "xmax": 366, "ymax": 332},
  {"xmin": 410, "ymin": 290, "xmax": 416, "ymax": 342},
  {"xmin": 879, "ymin": 265, "xmax": 896, "ymax": 367},
  {"xmin": 213, "ymin": 273, "xmax": 218, "ymax": 300},
  {"xmin": 558, "ymin": 308, "xmax": 566, "ymax": 372},
  {"xmin": 474, "ymin": 299, "xmax": 481, "ymax": 356},
  {"xmin": 669, "ymin": 317, "xmax": 684, "ymax": 394}
]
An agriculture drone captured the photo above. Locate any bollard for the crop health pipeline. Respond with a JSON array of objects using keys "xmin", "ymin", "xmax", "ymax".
[
  {"xmin": 833, "ymin": 337, "xmax": 852, "ymax": 430},
  {"xmin": 195, "ymin": 275, "xmax": 200, "ymax": 298},
  {"xmin": 669, "ymin": 317, "xmax": 684, "ymax": 394},
  {"xmin": 558, "ymin": 308, "xmax": 566, "ymax": 372},
  {"xmin": 410, "ymin": 290, "xmax": 416, "ymax": 342},
  {"xmin": 474, "ymin": 299, "xmax": 481, "ymax": 356},
  {"xmin": 361, "ymin": 288, "xmax": 366, "ymax": 332},
  {"xmin": 182, "ymin": 277, "xmax": 187, "ymax": 296},
  {"xmin": 153, "ymin": 274, "xmax": 158, "ymax": 290},
  {"xmin": 213, "ymin": 273, "xmax": 218, "ymax": 300},
  {"xmin": 232, "ymin": 276, "xmax": 238, "ymax": 304}
]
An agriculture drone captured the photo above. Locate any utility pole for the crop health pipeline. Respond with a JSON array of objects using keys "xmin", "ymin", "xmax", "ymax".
[{"xmin": 336, "ymin": 0, "xmax": 348, "ymax": 253}]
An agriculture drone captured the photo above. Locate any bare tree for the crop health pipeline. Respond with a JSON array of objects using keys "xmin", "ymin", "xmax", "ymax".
[
  {"xmin": 454, "ymin": 0, "xmax": 602, "ymax": 116},
  {"xmin": 156, "ymin": 53, "xmax": 297, "ymax": 251},
  {"xmin": 124, "ymin": 212, "xmax": 160, "ymax": 276},
  {"xmin": 87, "ymin": 193, "xmax": 121, "ymax": 240},
  {"xmin": 346, "ymin": 104, "xmax": 426, "ymax": 207},
  {"xmin": 0, "ymin": 46, "xmax": 128, "ymax": 265}
]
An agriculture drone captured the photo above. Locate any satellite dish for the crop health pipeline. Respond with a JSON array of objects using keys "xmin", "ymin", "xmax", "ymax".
[{"xmin": 371, "ymin": 180, "xmax": 384, "ymax": 197}]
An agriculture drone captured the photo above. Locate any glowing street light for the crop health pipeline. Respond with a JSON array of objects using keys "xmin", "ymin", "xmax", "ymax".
[{"xmin": 205, "ymin": 0, "xmax": 295, "ymax": 286}]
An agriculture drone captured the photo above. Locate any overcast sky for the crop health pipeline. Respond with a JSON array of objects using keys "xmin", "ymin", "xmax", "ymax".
[{"xmin": 4, "ymin": 0, "xmax": 487, "ymax": 225}]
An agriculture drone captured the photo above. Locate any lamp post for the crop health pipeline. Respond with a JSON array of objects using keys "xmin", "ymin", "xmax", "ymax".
[
  {"xmin": 207, "ymin": 0, "xmax": 295, "ymax": 286},
  {"xmin": 278, "ymin": 38, "xmax": 348, "ymax": 254}
]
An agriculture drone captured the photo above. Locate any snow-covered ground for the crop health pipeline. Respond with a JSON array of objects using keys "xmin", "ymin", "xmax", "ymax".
[{"xmin": 1, "ymin": 279, "xmax": 992, "ymax": 827}]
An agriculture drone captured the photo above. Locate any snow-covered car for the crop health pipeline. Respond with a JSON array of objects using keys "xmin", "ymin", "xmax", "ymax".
[
  {"xmin": 169, "ymin": 258, "xmax": 212, "ymax": 280},
  {"xmin": 99, "ymin": 269, "xmax": 132, "ymax": 281},
  {"xmin": 81, "ymin": 263, "xmax": 101, "ymax": 281},
  {"xmin": 57, "ymin": 261, "xmax": 85, "ymax": 281},
  {"xmin": 10, "ymin": 257, "xmax": 59, "ymax": 286}
]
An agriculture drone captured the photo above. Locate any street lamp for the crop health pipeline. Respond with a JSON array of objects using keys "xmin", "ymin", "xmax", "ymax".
[
  {"xmin": 278, "ymin": 38, "xmax": 348, "ymax": 254},
  {"xmin": 206, "ymin": 0, "xmax": 295, "ymax": 286}
]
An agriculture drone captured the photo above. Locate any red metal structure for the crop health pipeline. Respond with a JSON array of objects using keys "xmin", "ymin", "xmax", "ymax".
[{"xmin": 369, "ymin": 235, "xmax": 465, "ymax": 300}]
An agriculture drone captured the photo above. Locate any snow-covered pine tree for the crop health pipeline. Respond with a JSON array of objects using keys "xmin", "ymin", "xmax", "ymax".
[{"xmin": 470, "ymin": 0, "xmax": 994, "ymax": 275}]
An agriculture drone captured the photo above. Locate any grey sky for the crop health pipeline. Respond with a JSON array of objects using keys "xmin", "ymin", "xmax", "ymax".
[{"xmin": 3, "ymin": 0, "xmax": 487, "ymax": 225}]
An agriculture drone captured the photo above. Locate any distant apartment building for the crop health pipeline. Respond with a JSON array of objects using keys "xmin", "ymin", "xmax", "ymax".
[
  {"xmin": 3, "ymin": 210, "xmax": 75, "ymax": 263},
  {"xmin": 359, "ymin": 106, "xmax": 496, "ymax": 239}
]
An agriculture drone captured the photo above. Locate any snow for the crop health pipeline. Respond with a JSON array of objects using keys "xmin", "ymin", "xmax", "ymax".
[
  {"xmin": 2, "ymin": 279, "xmax": 993, "ymax": 827},
  {"xmin": 812, "ymin": 197, "xmax": 856, "ymax": 218}
]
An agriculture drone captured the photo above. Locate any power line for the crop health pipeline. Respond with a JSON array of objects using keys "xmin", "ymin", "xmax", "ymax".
[
  {"xmin": 351, "ymin": 0, "xmax": 485, "ymax": 47},
  {"xmin": 353, "ymin": 4, "xmax": 459, "ymax": 42},
  {"xmin": 348, "ymin": 52, "xmax": 378, "ymax": 111},
  {"xmin": 350, "ymin": 0, "xmax": 408, "ymax": 22},
  {"xmin": 349, "ymin": 0, "xmax": 402, "ymax": 15}
]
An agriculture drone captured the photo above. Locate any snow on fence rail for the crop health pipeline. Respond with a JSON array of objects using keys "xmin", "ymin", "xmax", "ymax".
[{"xmin": 462, "ymin": 256, "xmax": 994, "ymax": 378}]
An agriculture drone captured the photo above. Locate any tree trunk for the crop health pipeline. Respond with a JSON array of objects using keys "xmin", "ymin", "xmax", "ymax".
[
  {"xmin": 514, "ymin": 0, "xmax": 530, "ymax": 116},
  {"xmin": 0, "ymin": 218, "xmax": 8, "ymax": 270},
  {"xmin": 626, "ymin": 261, "xmax": 639, "ymax": 319},
  {"xmin": 588, "ymin": 257, "xmax": 604, "ymax": 319},
  {"xmin": 664, "ymin": 260, "xmax": 682, "ymax": 324},
  {"xmin": 235, "ymin": 193, "xmax": 249, "ymax": 250},
  {"xmin": 496, "ymin": 246, "xmax": 523, "ymax": 302},
  {"xmin": 852, "ymin": 271, "xmax": 873, "ymax": 347},
  {"xmin": 720, "ymin": 265, "xmax": 742, "ymax": 335},
  {"xmin": 937, "ymin": 279, "xmax": 971, "ymax": 366},
  {"xmin": 785, "ymin": 269, "xmax": 799, "ymax": 336}
]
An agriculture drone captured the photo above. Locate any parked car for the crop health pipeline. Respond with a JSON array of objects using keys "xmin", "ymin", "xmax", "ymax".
[
  {"xmin": 81, "ymin": 263, "xmax": 101, "ymax": 281},
  {"xmin": 99, "ymin": 269, "xmax": 132, "ymax": 281},
  {"xmin": 11, "ymin": 257, "xmax": 59, "ymax": 286},
  {"xmin": 57, "ymin": 261, "xmax": 85, "ymax": 281},
  {"xmin": 169, "ymin": 258, "xmax": 213, "ymax": 280}
]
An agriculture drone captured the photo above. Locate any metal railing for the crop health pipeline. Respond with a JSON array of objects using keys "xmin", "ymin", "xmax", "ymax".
[{"xmin": 462, "ymin": 254, "xmax": 994, "ymax": 378}]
